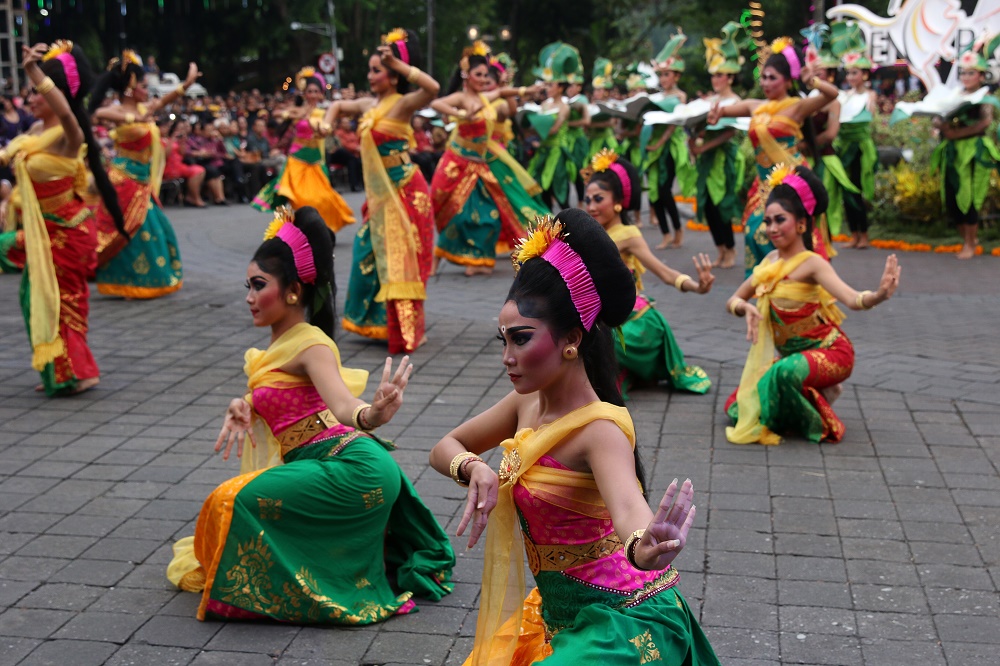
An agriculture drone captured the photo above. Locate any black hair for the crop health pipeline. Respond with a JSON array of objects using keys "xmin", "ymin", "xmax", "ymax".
[
  {"xmin": 506, "ymin": 208, "xmax": 647, "ymax": 496},
  {"xmin": 446, "ymin": 54, "xmax": 489, "ymax": 95},
  {"xmin": 251, "ymin": 206, "xmax": 338, "ymax": 338},
  {"xmin": 587, "ymin": 158, "xmax": 642, "ymax": 220},
  {"xmin": 765, "ymin": 165, "xmax": 828, "ymax": 251},
  {"xmin": 384, "ymin": 29, "xmax": 423, "ymax": 95},
  {"xmin": 487, "ymin": 64, "xmax": 503, "ymax": 84},
  {"xmin": 44, "ymin": 45, "xmax": 127, "ymax": 238}
]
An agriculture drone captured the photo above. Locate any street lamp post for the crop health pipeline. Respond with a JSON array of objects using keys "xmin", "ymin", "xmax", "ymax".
[{"xmin": 290, "ymin": 0, "xmax": 340, "ymax": 89}]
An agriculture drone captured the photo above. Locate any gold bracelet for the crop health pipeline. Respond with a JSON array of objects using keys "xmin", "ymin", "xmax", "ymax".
[
  {"xmin": 450, "ymin": 452, "xmax": 485, "ymax": 486},
  {"xmin": 728, "ymin": 298, "xmax": 745, "ymax": 316},
  {"xmin": 35, "ymin": 77, "xmax": 56, "ymax": 95},
  {"xmin": 809, "ymin": 76, "xmax": 822, "ymax": 90},
  {"xmin": 856, "ymin": 290, "xmax": 874, "ymax": 310},
  {"xmin": 175, "ymin": 84, "xmax": 187, "ymax": 96},
  {"xmin": 518, "ymin": 86, "xmax": 527, "ymax": 97},
  {"xmin": 124, "ymin": 112, "xmax": 136, "ymax": 124},
  {"xmin": 674, "ymin": 274, "xmax": 692, "ymax": 292},
  {"xmin": 406, "ymin": 66, "xmax": 421, "ymax": 84},
  {"xmin": 351, "ymin": 403, "xmax": 372, "ymax": 431},
  {"xmin": 624, "ymin": 528, "xmax": 649, "ymax": 570}
]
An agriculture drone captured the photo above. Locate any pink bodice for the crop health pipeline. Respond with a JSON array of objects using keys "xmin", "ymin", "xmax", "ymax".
[
  {"xmin": 252, "ymin": 384, "xmax": 350, "ymax": 445},
  {"xmin": 513, "ymin": 455, "xmax": 663, "ymax": 590}
]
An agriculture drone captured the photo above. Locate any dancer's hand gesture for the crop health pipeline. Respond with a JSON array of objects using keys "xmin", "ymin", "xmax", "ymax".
[
  {"xmin": 876, "ymin": 254, "xmax": 901, "ymax": 302},
  {"xmin": 691, "ymin": 253, "xmax": 715, "ymax": 294},
  {"xmin": 215, "ymin": 398, "xmax": 256, "ymax": 460},
  {"xmin": 743, "ymin": 302, "xmax": 762, "ymax": 344},
  {"xmin": 632, "ymin": 478, "xmax": 696, "ymax": 571},
  {"xmin": 456, "ymin": 462, "xmax": 499, "ymax": 549},
  {"xmin": 366, "ymin": 356, "xmax": 414, "ymax": 428}
]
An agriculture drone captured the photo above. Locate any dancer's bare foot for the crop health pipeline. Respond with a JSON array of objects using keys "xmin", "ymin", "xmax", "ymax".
[
  {"xmin": 820, "ymin": 383, "xmax": 843, "ymax": 405},
  {"xmin": 719, "ymin": 249, "xmax": 736, "ymax": 269},
  {"xmin": 670, "ymin": 230, "xmax": 684, "ymax": 248},
  {"xmin": 71, "ymin": 377, "xmax": 100, "ymax": 394},
  {"xmin": 655, "ymin": 235, "xmax": 671, "ymax": 250},
  {"xmin": 956, "ymin": 246, "xmax": 976, "ymax": 260},
  {"xmin": 855, "ymin": 240, "xmax": 869, "ymax": 250},
  {"xmin": 464, "ymin": 266, "xmax": 493, "ymax": 276},
  {"xmin": 35, "ymin": 384, "xmax": 44, "ymax": 392}
]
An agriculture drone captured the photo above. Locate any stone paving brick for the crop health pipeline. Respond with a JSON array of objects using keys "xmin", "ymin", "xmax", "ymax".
[
  {"xmin": 0, "ymin": 608, "xmax": 73, "ymax": 638},
  {"xmin": 13, "ymin": 583, "xmax": 103, "ymax": 612},
  {"xmin": 203, "ymin": 622, "xmax": 300, "ymax": 655},
  {"xmin": 778, "ymin": 632, "xmax": 862, "ymax": 666},
  {"xmin": 16, "ymin": 639, "xmax": 118, "ymax": 666},
  {"xmin": 132, "ymin": 614, "xmax": 220, "ymax": 648},
  {"xmin": 103, "ymin": 644, "xmax": 197, "ymax": 666},
  {"xmin": 0, "ymin": 638, "xmax": 41, "ymax": 666},
  {"xmin": 52, "ymin": 611, "xmax": 148, "ymax": 643},
  {"xmin": 860, "ymin": 638, "xmax": 946, "ymax": 665}
]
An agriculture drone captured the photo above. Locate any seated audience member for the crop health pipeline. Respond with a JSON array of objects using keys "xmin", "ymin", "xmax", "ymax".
[{"xmin": 328, "ymin": 117, "xmax": 362, "ymax": 191}]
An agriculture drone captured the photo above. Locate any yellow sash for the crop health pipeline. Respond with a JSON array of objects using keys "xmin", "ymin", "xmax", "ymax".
[
  {"xmin": 110, "ymin": 105, "xmax": 164, "ymax": 198},
  {"xmin": 726, "ymin": 251, "xmax": 844, "ymax": 445},
  {"xmin": 3, "ymin": 126, "xmax": 88, "ymax": 370},
  {"xmin": 238, "ymin": 322, "xmax": 368, "ymax": 473},
  {"xmin": 605, "ymin": 223, "xmax": 646, "ymax": 292},
  {"xmin": 358, "ymin": 94, "xmax": 426, "ymax": 302},
  {"xmin": 749, "ymin": 97, "xmax": 802, "ymax": 169},
  {"xmin": 471, "ymin": 401, "xmax": 635, "ymax": 665}
]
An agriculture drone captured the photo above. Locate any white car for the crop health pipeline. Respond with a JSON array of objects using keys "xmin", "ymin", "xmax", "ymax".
[{"xmin": 146, "ymin": 72, "xmax": 207, "ymax": 98}]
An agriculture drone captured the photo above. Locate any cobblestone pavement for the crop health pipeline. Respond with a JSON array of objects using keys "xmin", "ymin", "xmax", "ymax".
[{"xmin": 1, "ymin": 195, "xmax": 998, "ymax": 666}]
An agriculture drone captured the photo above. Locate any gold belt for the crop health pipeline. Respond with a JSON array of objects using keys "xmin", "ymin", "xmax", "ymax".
[
  {"xmin": 116, "ymin": 146, "xmax": 152, "ymax": 163},
  {"xmin": 524, "ymin": 533, "xmax": 624, "ymax": 575},
  {"xmin": 381, "ymin": 151, "xmax": 411, "ymax": 168},
  {"xmin": 449, "ymin": 135, "xmax": 487, "ymax": 158},
  {"xmin": 773, "ymin": 311, "xmax": 825, "ymax": 347},
  {"xmin": 277, "ymin": 409, "xmax": 338, "ymax": 456},
  {"xmin": 37, "ymin": 188, "xmax": 76, "ymax": 212}
]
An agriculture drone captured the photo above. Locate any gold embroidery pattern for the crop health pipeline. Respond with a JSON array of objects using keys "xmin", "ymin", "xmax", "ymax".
[
  {"xmin": 629, "ymin": 630, "xmax": 662, "ymax": 664},
  {"xmin": 498, "ymin": 448, "xmax": 521, "ymax": 485},
  {"xmin": 216, "ymin": 531, "xmax": 278, "ymax": 612},
  {"xmin": 362, "ymin": 487, "xmax": 385, "ymax": 509},
  {"xmin": 355, "ymin": 577, "xmax": 370, "ymax": 589},
  {"xmin": 258, "ymin": 498, "xmax": 282, "ymax": 520},
  {"xmin": 132, "ymin": 252, "xmax": 150, "ymax": 275}
]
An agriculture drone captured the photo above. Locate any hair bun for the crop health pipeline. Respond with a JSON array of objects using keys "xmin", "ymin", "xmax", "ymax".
[
  {"xmin": 553, "ymin": 208, "xmax": 635, "ymax": 328},
  {"xmin": 793, "ymin": 164, "xmax": 829, "ymax": 217}
]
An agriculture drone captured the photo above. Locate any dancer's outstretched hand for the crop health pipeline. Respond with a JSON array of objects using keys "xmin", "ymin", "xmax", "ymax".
[
  {"xmin": 743, "ymin": 302, "xmax": 762, "ymax": 344},
  {"xmin": 691, "ymin": 253, "xmax": 715, "ymax": 294},
  {"xmin": 456, "ymin": 462, "xmax": 499, "ymax": 549},
  {"xmin": 876, "ymin": 254, "xmax": 901, "ymax": 301},
  {"xmin": 215, "ymin": 398, "xmax": 256, "ymax": 460},
  {"xmin": 633, "ymin": 478, "xmax": 696, "ymax": 571},
  {"xmin": 367, "ymin": 355, "xmax": 414, "ymax": 427}
]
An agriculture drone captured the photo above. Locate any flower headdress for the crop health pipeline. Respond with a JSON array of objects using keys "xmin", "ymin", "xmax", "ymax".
[
  {"xmin": 587, "ymin": 148, "xmax": 632, "ymax": 206},
  {"xmin": 653, "ymin": 29, "xmax": 687, "ymax": 73},
  {"xmin": 382, "ymin": 27, "xmax": 411, "ymax": 65},
  {"xmin": 592, "ymin": 57, "xmax": 614, "ymax": 89},
  {"xmin": 460, "ymin": 40, "xmax": 491, "ymax": 73},
  {"xmin": 42, "ymin": 40, "xmax": 82, "ymax": 97},
  {"xmin": 705, "ymin": 21, "xmax": 749, "ymax": 74},
  {"xmin": 957, "ymin": 34, "xmax": 993, "ymax": 72},
  {"xmin": 295, "ymin": 66, "xmax": 326, "ymax": 92},
  {"xmin": 768, "ymin": 36, "xmax": 801, "ymax": 79},
  {"xmin": 512, "ymin": 216, "xmax": 601, "ymax": 331},
  {"xmin": 108, "ymin": 49, "xmax": 142, "ymax": 95},
  {"xmin": 532, "ymin": 42, "xmax": 581, "ymax": 83},
  {"xmin": 766, "ymin": 163, "xmax": 817, "ymax": 216},
  {"xmin": 262, "ymin": 206, "xmax": 317, "ymax": 285}
]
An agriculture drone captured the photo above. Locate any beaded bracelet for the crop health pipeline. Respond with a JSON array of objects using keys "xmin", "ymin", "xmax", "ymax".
[
  {"xmin": 450, "ymin": 452, "xmax": 485, "ymax": 487},
  {"xmin": 352, "ymin": 403, "xmax": 373, "ymax": 431},
  {"xmin": 624, "ymin": 528, "xmax": 650, "ymax": 570},
  {"xmin": 673, "ymin": 274, "xmax": 692, "ymax": 292}
]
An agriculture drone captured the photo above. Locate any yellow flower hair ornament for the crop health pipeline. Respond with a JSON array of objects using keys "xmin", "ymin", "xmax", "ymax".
[
  {"xmin": 512, "ymin": 216, "xmax": 564, "ymax": 270},
  {"xmin": 382, "ymin": 28, "xmax": 407, "ymax": 46},
  {"xmin": 263, "ymin": 205, "xmax": 294, "ymax": 240},
  {"xmin": 588, "ymin": 149, "xmax": 633, "ymax": 206},
  {"xmin": 590, "ymin": 148, "xmax": 619, "ymax": 174},
  {"xmin": 766, "ymin": 163, "xmax": 817, "ymax": 216},
  {"xmin": 42, "ymin": 40, "xmax": 73, "ymax": 61},
  {"xmin": 767, "ymin": 36, "xmax": 801, "ymax": 78}
]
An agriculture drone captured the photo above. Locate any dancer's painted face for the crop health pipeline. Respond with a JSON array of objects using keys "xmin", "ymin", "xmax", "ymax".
[
  {"xmin": 584, "ymin": 182, "xmax": 617, "ymax": 227},
  {"xmin": 760, "ymin": 66, "xmax": 789, "ymax": 100},
  {"xmin": 497, "ymin": 301, "xmax": 571, "ymax": 395},
  {"xmin": 245, "ymin": 261, "xmax": 295, "ymax": 327},
  {"xmin": 368, "ymin": 54, "xmax": 394, "ymax": 94},
  {"xmin": 763, "ymin": 201, "xmax": 802, "ymax": 249}
]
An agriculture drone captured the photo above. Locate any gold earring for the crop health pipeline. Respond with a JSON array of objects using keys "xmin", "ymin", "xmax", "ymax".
[
  {"xmin": 286, "ymin": 294, "xmax": 299, "ymax": 305},
  {"xmin": 796, "ymin": 223, "xmax": 806, "ymax": 234},
  {"xmin": 562, "ymin": 346, "xmax": 578, "ymax": 360},
  {"xmin": 614, "ymin": 204, "xmax": 623, "ymax": 213}
]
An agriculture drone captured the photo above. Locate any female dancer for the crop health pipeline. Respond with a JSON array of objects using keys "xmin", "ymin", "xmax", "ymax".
[
  {"xmin": 252, "ymin": 67, "xmax": 355, "ymax": 235},
  {"xmin": 565, "ymin": 78, "xmax": 591, "ymax": 205},
  {"xmin": 526, "ymin": 42, "xmax": 582, "ymax": 211},
  {"xmin": 0, "ymin": 41, "xmax": 124, "ymax": 396},
  {"xmin": 323, "ymin": 29, "xmax": 438, "ymax": 354},
  {"xmin": 167, "ymin": 206, "xmax": 454, "ymax": 622},
  {"xmin": 835, "ymin": 51, "xmax": 877, "ymax": 249},
  {"xmin": 692, "ymin": 22, "xmax": 747, "ymax": 268},
  {"xmin": 647, "ymin": 32, "xmax": 695, "ymax": 249},
  {"xmin": 931, "ymin": 47, "xmax": 999, "ymax": 260},
  {"xmin": 430, "ymin": 49, "xmax": 534, "ymax": 275},
  {"xmin": 429, "ymin": 208, "xmax": 717, "ymax": 665},
  {"xmin": 88, "ymin": 51, "xmax": 190, "ymax": 298},
  {"xmin": 725, "ymin": 164, "xmax": 900, "ymax": 445},
  {"xmin": 586, "ymin": 58, "xmax": 620, "ymax": 160},
  {"xmin": 708, "ymin": 38, "xmax": 837, "ymax": 275},
  {"xmin": 586, "ymin": 150, "xmax": 712, "ymax": 395}
]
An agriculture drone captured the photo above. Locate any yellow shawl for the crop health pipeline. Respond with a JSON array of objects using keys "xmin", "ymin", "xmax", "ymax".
[
  {"xmin": 471, "ymin": 401, "xmax": 635, "ymax": 665},
  {"xmin": 358, "ymin": 94, "xmax": 426, "ymax": 302},
  {"xmin": 749, "ymin": 97, "xmax": 802, "ymax": 170},
  {"xmin": 2, "ymin": 125, "xmax": 88, "ymax": 370},
  {"xmin": 605, "ymin": 223, "xmax": 646, "ymax": 292},
  {"xmin": 238, "ymin": 322, "xmax": 368, "ymax": 473},
  {"xmin": 726, "ymin": 251, "xmax": 844, "ymax": 445}
]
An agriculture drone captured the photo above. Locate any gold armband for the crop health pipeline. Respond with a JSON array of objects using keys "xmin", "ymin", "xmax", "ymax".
[
  {"xmin": 406, "ymin": 66, "xmax": 421, "ymax": 84},
  {"xmin": 175, "ymin": 84, "xmax": 187, "ymax": 96},
  {"xmin": 35, "ymin": 77, "xmax": 56, "ymax": 95},
  {"xmin": 124, "ymin": 112, "xmax": 136, "ymax": 124},
  {"xmin": 450, "ymin": 452, "xmax": 485, "ymax": 487},
  {"xmin": 674, "ymin": 274, "xmax": 692, "ymax": 292},
  {"xmin": 728, "ymin": 298, "xmax": 745, "ymax": 316},
  {"xmin": 856, "ymin": 290, "xmax": 874, "ymax": 310},
  {"xmin": 518, "ymin": 86, "xmax": 527, "ymax": 97}
]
